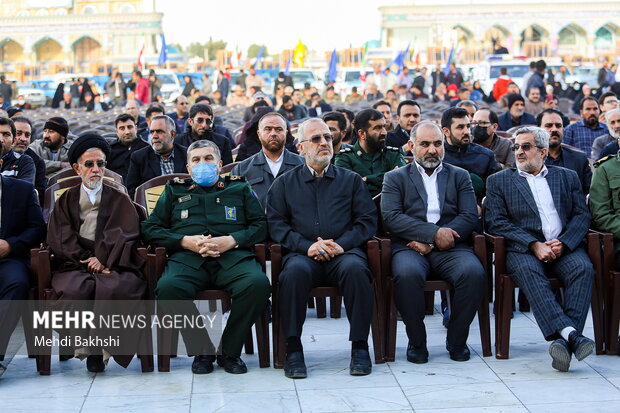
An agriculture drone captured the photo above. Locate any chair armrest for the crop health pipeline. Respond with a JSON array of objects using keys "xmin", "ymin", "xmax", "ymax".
[
  {"xmin": 269, "ymin": 244, "xmax": 283, "ymax": 287},
  {"xmin": 30, "ymin": 247, "xmax": 52, "ymax": 300}
]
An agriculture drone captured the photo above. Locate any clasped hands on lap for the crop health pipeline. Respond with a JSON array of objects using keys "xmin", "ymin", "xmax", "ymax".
[
  {"xmin": 407, "ymin": 227, "xmax": 461, "ymax": 256},
  {"xmin": 530, "ymin": 239, "xmax": 565, "ymax": 263},
  {"xmin": 308, "ymin": 237, "xmax": 344, "ymax": 262},
  {"xmin": 182, "ymin": 234, "xmax": 238, "ymax": 258}
]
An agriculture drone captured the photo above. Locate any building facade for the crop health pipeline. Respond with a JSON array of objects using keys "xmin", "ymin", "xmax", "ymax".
[
  {"xmin": 379, "ymin": 0, "xmax": 620, "ymax": 64},
  {"xmin": 0, "ymin": 0, "xmax": 163, "ymax": 79}
]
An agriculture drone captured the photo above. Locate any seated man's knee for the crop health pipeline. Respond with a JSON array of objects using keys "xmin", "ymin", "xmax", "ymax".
[
  {"xmin": 248, "ymin": 273, "xmax": 271, "ymax": 300},
  {"xmin": 279, "ymin": 259, "xmax": 313, "ymax": 286},
  {"xmin": 156, "ymin": 275, "xmax": 190, "ymax": 300}
]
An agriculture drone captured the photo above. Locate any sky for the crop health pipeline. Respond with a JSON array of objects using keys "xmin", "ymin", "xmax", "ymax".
[{"xmin": 155, "ymin": 0, "xmax": 389, "ymax": 54}]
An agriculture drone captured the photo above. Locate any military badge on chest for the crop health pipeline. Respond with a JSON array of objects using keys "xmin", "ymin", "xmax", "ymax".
[{"xmin": 225, "ymin": 206, "xmax": 237, "ymax": 221}]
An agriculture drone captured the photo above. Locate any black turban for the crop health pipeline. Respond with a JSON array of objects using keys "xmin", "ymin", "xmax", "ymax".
[{"xmin": 68, "ymin": 133, "xmax": 111, "ymax": 165}]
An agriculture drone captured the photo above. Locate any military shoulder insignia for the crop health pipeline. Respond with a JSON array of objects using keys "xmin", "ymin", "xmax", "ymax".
[
  {"xmin": 225, "ymin": 175, "xmax": 246, "ymax": 182},
  {"xmin": 593, "ymin": 155, "xmax": 614, "ymax": 168},
  {"xmin": 386, "ymin": 146, "xmax": 400, "ymax": 152},
  {"xmin": 338, "ymin": 147, "xmax": 352, "ymax": 153}
]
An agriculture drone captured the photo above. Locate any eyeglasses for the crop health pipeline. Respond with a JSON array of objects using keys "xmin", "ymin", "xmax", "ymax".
[
  {"xmin": 193, "ymin": 117, "xmax": 213, "ymax": 126},
  {"xmin": 300, "ymin": 134, "xmax": 333, "ymax": 144},
  {"xmin": 511, "ymin": 143, "xmax": 543, "ymax": 152},
  {"xmin": 471, "ymin": 121, "xmax": 492, "ymax": 128},
  {"xmin": 83, "ymin": 160, "xmax": 106, "ymax": 168}
]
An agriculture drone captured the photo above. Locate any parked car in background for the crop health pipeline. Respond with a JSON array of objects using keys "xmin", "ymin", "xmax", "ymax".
[
  {"xmin": 472, "ymin": 58, "xmax": 531, "ymax": 95},
  {"xmin": 12, "ymin": 82, "xmax": 46, "ymax": 108},
  {"xmin": 27, "ymin": 79, "xmax": 57, "ymax": 105},
  {"xmin": 142, "ymin": 69, "xmax": 182, "ymax": 103},
  {"xmin": 331, "ymin": 67, "xmax": 373, "ymax": 97},
  {"xmin": 566, "ymin": 65, "xmax": 599, "ymax": 87}
]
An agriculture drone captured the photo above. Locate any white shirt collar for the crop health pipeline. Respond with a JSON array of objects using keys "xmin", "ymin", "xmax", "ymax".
[
  {"xmin": 415, "ymin": 161, "xmax": 443, "ymax": 178},
  {"xmin": 307, "ymin": 163, "xmax": 329, "ymax": 177},
  {"xmin": 82, "ymin": 183, "xmax": 102, "ymax": 205},
  {"xmin": 518, "ymin": 164, "xmax": 548, "ymax": 179}
]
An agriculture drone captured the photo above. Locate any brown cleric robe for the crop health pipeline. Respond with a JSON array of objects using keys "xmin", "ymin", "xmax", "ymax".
[{"xmin": 47, "ymin": 182, "xmax": 147, "ymax": 367}]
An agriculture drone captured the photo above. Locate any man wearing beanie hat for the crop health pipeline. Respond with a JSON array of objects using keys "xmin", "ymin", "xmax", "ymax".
[
  {"xmin": 46, "ymin": 132, "xmax": 146, "ymax": 373},
  {"xmin": 29, "ymin": 116, "xmax": 75, "ymax": 178},
  {"xmin": 498, "ymin": 93, "xmax": 537, "ymax": 132}
]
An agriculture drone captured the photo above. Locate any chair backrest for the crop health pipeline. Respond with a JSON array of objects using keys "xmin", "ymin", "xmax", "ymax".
[
  {"xmin": 221, "ymin": 161, "xmax": 239, "ymax": 175},
  {"xmin": 134, "ymin": 173, "xmax": 191, "ymax": 216},
  {"xmin": 372, "ymin": 193, "xmax": 389, "ymax": 236},
  {"xmin": 48, "ymin": 167, "xmax": 124, "ymax": 186},
  {"xmin": 42, "ymin": 176, "xmax": 128, "ymax": 222}
]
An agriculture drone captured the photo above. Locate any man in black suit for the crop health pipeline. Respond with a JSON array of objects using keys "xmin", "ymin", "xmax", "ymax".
[
  {"xmin": 107, "ymin": 113, "xmax": 148, "ymax": 181},
  {"xmin": 485, "ymin": 126, "xmax": 595, "ymax": 372},
  {"xmin": 538, "ymin": 109, "xmax": 592, "ymax": 195},
  {"xmin": 0, "ymin": 176, "xmax": 46, "ymax": 367},
  {"xmin": 381, "ymin": 121, "xmax": 485, "ymax": 363},
  {"xmin": 174, "ymin": 103, "xmax": 232, "ymax": 165},
  {"xmin": 267, "ymin": 118, "xmax": 377, "ymax": 379},
  {"xmin": 308, "ymin": 93, "xmax": 333, "ymax": 117},
  {"xmin": 386, "ymin": 100, "xmax": 421, "ymax": 153},
  {"xmin": 126, "ymin": 115, "xmax": 188, "ymax": 198},
  {"xmin": 231, "ymin": 112, "xmax": 304, "ymax": 207},
  {"xmin": 11, "ymin": 116, "xmax": 47, "ymax": 204}
]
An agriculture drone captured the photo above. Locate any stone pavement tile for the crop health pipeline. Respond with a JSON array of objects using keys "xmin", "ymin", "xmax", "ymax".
[
  {"xmin": 415, "ymin": 406, "xmax": 528, "ymax": 413},
  {"xmin": 606, "ymin": 376, "xmax": 620, "ymax": 389},
  {"xmin": 81, "ymin": 394, "xmax": 190, "ymax": 413},
  {"xmin": 506, "ymin": 377, "xmax": 620, "ymax": 405},
  {"xmin": 0, "ymin": 397, "xmax": 84, "ymax": 412},
  {"xmin": 584, "ymin": 355, "xmax": 620, "ymax": 377},
  {"xmin": 190, "ymin": 391, "xmax": 300, "ymax": 413},
  {"xmin": 293, "ymin": 363, "xmax": 397, "ymax": 391},
  {"xmin": 89, "ymin": 369, "xmax": 192, "ymax": 397},
  {"xmin": 391, "ymin": 359, "xmax": 501, "ymax": 387},
  {"xmin": 192, "ymin": 366, "xmax": 295, "ymax": 393},
  {"xmin": 525, "ymin": 400, "xmax": 620, "ymax": 413},
  {"xmin": 402, "ymin": 382, "xmax": 521, "ymax": 410},
  {"xmin": 296, "ymin": 387, "xmax": 411, "ymax": 412},
  {"xmin": 0, "ymin": 364, "xmax": 94, "ymax": 400},
  {"xmin": 484, "ymin": 356, "xmax": 601, "ymax": 381}
]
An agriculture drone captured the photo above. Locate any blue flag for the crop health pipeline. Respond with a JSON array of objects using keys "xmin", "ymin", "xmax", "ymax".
[
  {"xmin": 443, "ymin": 45, "xmax": 455, "ymax": 76},
  {"xmin": 327, "ymin": 49, "xmax": 337, "ymax": 83},
  {"xmin": 158, "ymin": 34, "xmax": 168, "ymax": 66},
  {"xmin": 254, "ymin": 45, "xmax": 264, "ymax": 68},
  {"xmin": 284, "ymin": 56, "xmax": 291, "ymax": 75}
]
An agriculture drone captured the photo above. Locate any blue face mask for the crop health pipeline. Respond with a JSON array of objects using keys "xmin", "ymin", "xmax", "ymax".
[{"xmin": 191, "ymin": 162, "xmax": 219, "ymax": 186}]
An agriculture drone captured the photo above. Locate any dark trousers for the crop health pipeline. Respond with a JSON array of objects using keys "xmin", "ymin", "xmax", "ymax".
[
  {"xmin": 507, "ymin": 248, "xmax": 593, "ymax": 340},
  {"xmin": 0, "ymin": 259, "xmax": 30, "ymax": 359},
  {"xmin": 156, "ymin": 257, "xmax": 270, "ymax": 357},
  {"xmin": 278, "ymin": 252, "xmax": 373, "ymax": 342},
  {"xmin": 391, "ymin": 247, "xmax": 485, "ymax": 347}
]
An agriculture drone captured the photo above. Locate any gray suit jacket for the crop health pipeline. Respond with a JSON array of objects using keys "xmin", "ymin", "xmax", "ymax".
[
  {"xmin": 381, "ymin": 162, "xmax": 479, "ymax": 251},
  {"xmin": 231, "ymin": 149, "xmax": 305, "ymax": 207},
  {"xmin": 484, "ymin": 166, "xmax": 591, "ymax": 254}
]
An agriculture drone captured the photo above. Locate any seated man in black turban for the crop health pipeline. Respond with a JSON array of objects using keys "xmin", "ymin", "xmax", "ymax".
[{"xmin": 46, "ymin": 133, "xmax": 147, "ymax": 373}]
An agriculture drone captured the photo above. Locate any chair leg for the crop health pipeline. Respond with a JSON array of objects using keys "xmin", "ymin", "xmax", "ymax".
[
  {"xmin": 330, "ymin": 296, "xmax": 342, "ymax": 318},
  {"xmin": 607, "ymin": 272, "xmax": 620, "ymax": 355},
  {"xmin": 477, "ymin": 290, "xmax": 492, "ymax": 357},
  {"xmin": 370, "ymin": 296, "xmax": 384, "ymax": 365},
  {"xmin": 316, "ymin": 297, "xmax": 327, "ymax": 318},
  {"xmin": 256, "ymin": 305, "xmax": 270, "ymax": 368},
  {"xmin": 497, "ymin": 276, "xmax": 513, "ymax": 359},
  {"xmin": 22, "ymin": 299, "xmax": 36, "ymax": 358},
  {"xmin": 307, "ymin": 297, "xmax": 315, "ymax": 309},
  {"xmin": 386, "ymin": 292, "xmax": 397, "ymax": 362},
  {"xmin": 139, "ymin": 319, "xmax": 155, "ymax": 373},
  {"xmin": 424, "ymin": 291, "xmax": 434, "ymax": 315}
]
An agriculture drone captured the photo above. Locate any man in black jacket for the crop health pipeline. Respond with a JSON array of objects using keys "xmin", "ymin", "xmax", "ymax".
[
  {"xmin": 126, "ymin": 115, "xmax": 188, "ymax": 198},
  {"xmin": 11, "ymin": 116, "xmax": 46, "ymax": 203},
  {"xmin": 107, "ymin": 113, "xmax": 149, "ymax": 181},
  {"xmin": 0, "ymin": 176, "xmax": 46, "ymax": 366},
  {"xmin": 174, "ymin": 103, "xmax": 232, "ymax": 165},
  {"xmin": 386, "ymin": 100, "xmax": 421, "ymax": 152},
  {"xmin": 266, "ymin": 118, "xmax": 377, "ymax": 379},
  {"xmin": 0, "ymin": 117, "xmax": 35, "ymax": 185}
]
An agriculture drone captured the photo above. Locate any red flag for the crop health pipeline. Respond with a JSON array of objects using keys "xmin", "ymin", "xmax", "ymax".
[{"xmin": 137, "ymin": 41, "xmax": 145, "ymax": 69}]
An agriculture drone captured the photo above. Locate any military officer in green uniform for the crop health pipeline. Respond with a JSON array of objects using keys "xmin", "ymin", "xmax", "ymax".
[
  {"xmin": 141, "ymin": 139, "xmax": 270, "ymax": 375},
  {"xmin": 590, "ymin": 150, "xmax": 620, "ymax": 269},
  {"xmin": 335, "ymin": 108, "xmax": 406, "ymax": 197}
]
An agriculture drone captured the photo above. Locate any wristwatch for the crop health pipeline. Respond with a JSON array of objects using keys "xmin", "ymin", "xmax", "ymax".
[{"xmin": 428, "ymin": 243, "xmax": 435, "ymax": 251}]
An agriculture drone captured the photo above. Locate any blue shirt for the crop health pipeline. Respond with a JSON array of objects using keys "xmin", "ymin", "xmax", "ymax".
[{"xmin": 563, "ymin": 120, "xmax": 608, "ymax": 154}]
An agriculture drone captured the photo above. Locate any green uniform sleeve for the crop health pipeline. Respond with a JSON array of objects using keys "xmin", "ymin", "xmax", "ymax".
[
  {"xmin": 334, "ymin": 152, "xmax": 353, "ymax": 169},
  {"xmin": 140, "ymin": 183, "xmax": 186, "ymax": 251},
  {"xmin": 590, "ymin": 165, "xmax": 620, "ymax": 238},
  {"xmin": 229, "ymin": 182, "xmax": 268, "ymax": 248}
]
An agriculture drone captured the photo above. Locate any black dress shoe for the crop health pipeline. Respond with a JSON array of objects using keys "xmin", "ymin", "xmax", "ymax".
[
  {"xmin": 216, "ymin": 354, "xmax": 247, "ymax": 374},
  {"xmin": 349, "ymin": 349, "xmax": 372, "ymax": 376},
  {"xmin": 406, "ymin": 343, "xmax": 429, "ymax": 364},
  {"xmin": 446, "ymin": 342, "xmax": 470, "ymax": 361},
  {"xmin": 549, "ymin": 338, "xmax": 571, "ymax": 372},
  {"xmin": 86, "ymin": 355, "xmax": 105, "ymax": 373},
  {"xmin": 568, "ymin": 331, "xmax": 594, "ymax": 361},
  {"xmin": 284, "ymin": 351, "xmax": 307, "ymax": 379},
  {"xmin": 191, "ymin": 355, "xmax": 214, "ymax": 374}
]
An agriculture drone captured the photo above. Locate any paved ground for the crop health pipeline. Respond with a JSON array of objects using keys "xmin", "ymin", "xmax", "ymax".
[{"xmin": 1, "ymin": 297, "xmax": 619, "ymax": 413}]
